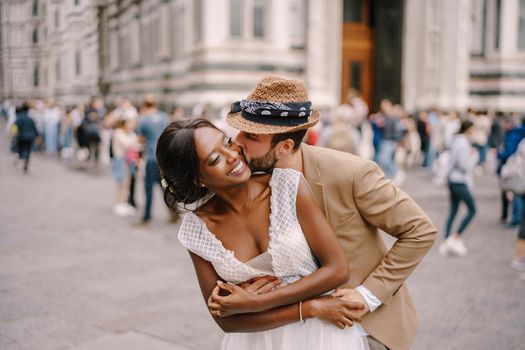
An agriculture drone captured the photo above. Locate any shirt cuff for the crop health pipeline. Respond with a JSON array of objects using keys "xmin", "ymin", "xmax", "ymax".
[{"xmin": 355, "ymin": 285, "xmax": 382, "ymax": 312}]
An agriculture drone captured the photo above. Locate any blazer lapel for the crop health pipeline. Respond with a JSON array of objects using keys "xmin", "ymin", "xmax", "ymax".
[{"xmin": 301, "ymin": 144, "xmax": 328, "ymax": 217}]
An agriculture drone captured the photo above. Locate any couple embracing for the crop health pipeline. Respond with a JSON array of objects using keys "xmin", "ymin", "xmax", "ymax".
[{"xmin": 156, "ymin": 75, "xmax": 436, "ymax": 350}]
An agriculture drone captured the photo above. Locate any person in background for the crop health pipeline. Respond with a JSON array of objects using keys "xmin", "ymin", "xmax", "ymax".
[
  {"xmin": 14, "ymin": 101, "xmax": 39, "ymax": 173},
  {"xmin": 376, "ymin": 100, "xmax": 405, "ymax": 184},
  {"xmin": 416, "ymin": 111, "xmax": 430, "ymax": 167},
  {"xmin": 488, "ymin": 111, "xmax": 505, "ymax": 151},
  {"xmin": 442, "ymin": 111, "xmax": 461, "ymax": 150},
  {"xmin": 440, "ymin": 120, "xmax": 479, "ymax": 257},
  {"xmin": 497, "ymin": 115, "xmax": 525, "ymax": 228},
  {"xmin": 426, "ymin": 108, "xmax": 442, "ymax": 172},
  {"xmin": 398, "ymin": 114, "xmax": 421, "ymax": 168},
  {"xmin": 319, "ymin": 104, "xmax": 359, "ymax": 155},
  {"xmin": 137, "ymin": 95, "xmax": 169, "ymax": 224},
  {"xmin": 105, "ymin": 98, "xmax": 140, "ymax": 208},
  {"xmin": 509, "ymin": 137, "xmax": 525, "ymax": 273},
  {"xmin": 60, "ymin": 106, "xmax": 75, "ymax": 160},
  {"xmin": 111, "ymin": 114, "xmax": 140, "ymax": 217},
  {"xmin": 469, "ymin": 110, "xmax": 491, "ymax": 168},
  {"xmin": 81, "ymin": 103, "xmax": 102, "ymax": 165},
  {"xmin": 28, "ymin": 99, "xmax": 45, "ymax": 152},
  {"xmin": 346, "ymin": 88, "xmax": 369, "ymax": 127},
  {"xmin": 43, "ymin": 99, "xmax": 61, "ymax": 156},
  {"xmin": 369, "ymin": 108, "xmax": 384, "ymax": 163},
  {"xmin": 512, "ymin": 193, "xmax": 525, "ymax": 278}
]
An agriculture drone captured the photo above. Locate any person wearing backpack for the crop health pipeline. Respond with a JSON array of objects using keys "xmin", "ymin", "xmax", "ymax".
[
  {"xmin": 14, "ymin": 101, "xmax": 39, "ymax": 173},
  {"xmin": 497, "ymin": 115, "xmax": 525, "ymax": 228},
  {"xmin": 506, "ymin": 138, "xmax": 525, "ymax": 273},
  {"xmin": 439, "ymin": 120, "xmax": 479, "ymax": 257},
  {"xmin": 513, "ymin": 198, "xmax": 525, "ymax": 278}
]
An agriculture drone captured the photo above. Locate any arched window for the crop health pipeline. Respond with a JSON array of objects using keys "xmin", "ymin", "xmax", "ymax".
[
  {"xmin": 229, "ymin": 0, "xmax": 267, "ymax": 40},
  {"xmin": 193, "ymin": 0, "xmax": 202, "ymax": 44},
  {"xmin": 32, "ymin": 0, "xmax": 38, "ymax": 16},
  {"xmin": 33, "ymin": 64, "xmax": 39, "ymax": 87},
  {"xmin": 230, "ymin": 0, "xmax": 243, "ymax": 37},
  {"xmin": 75, "ymin": 50, "xmax": 81, "ymax": 76},
  {"xmin": 253, "ymin": 0, "xmax": 265, "ymax": 38},
  {"xmin": 519, "ymin": 0, "xmax": 525, "ymax": 49},
  {"xmin": 32, "ymin": 28, "xmax": 38, "ymax": 44}
]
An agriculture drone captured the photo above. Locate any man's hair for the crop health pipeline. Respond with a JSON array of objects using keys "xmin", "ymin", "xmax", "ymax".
[{"xmin": 270, "ymin": 129, "xmax": 308, "ymax": 151}]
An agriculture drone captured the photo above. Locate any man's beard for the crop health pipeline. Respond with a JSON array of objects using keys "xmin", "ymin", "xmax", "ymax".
[{"xmin": 242, "ymin": 147, "xmax": 278, "ymax": 174}]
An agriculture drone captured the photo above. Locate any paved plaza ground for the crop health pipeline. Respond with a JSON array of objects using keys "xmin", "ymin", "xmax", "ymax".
[{"xmin": 1, "ymin": 137, "xmax": 524, "ymax": 349}]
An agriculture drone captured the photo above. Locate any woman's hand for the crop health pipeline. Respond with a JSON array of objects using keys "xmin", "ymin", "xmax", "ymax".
[
  {"xmin": 304, "ymin": 295, "xmax": 366, "ymax": 329},
  {"xmin": 239, "ymin": 276, "xmax": 282, "ymax": 295},
  {"xmin": 208, "ymin": 281, "xmax": 263, "ymax": 317}
]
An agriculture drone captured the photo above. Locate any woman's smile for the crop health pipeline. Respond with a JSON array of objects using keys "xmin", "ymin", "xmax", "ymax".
[{"xmin": 228, "ymin": 159, "xmax": 246, "ymax": 176}]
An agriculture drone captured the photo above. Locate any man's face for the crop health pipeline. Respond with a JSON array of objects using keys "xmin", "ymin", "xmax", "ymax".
[{"xmin": 235, "ymin": 131, "xmax": 278, "ymax": 173}]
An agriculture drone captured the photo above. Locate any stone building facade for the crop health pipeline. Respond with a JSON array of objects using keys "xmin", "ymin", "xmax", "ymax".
[
  {"xmin": 0, "ymin": 0, "xmax": 99, "ymax": 103},
  {"xmin": 1, "ymin": 0, "xmax": 524, "ymax": 113}
]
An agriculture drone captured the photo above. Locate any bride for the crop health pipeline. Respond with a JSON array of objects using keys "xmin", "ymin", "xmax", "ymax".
[{"xmin": 156, "ymin": 118, "xmax": 369, "ymax": 350}]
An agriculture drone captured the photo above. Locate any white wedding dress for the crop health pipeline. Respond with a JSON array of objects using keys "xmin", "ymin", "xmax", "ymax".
[{"xmin": 178, "ymin": 168, "xmax": 369, "ymax": 350}]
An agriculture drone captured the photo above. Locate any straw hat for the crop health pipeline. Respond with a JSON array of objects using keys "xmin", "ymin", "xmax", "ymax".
[{"xmin": 227, "ymin": 75, "xmax": 320, "ymax": 134}]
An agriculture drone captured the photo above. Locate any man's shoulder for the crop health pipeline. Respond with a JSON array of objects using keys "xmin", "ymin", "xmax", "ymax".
[{"xmin": 302, "ymin": 144, "xmax": 371, "ymax": 170}]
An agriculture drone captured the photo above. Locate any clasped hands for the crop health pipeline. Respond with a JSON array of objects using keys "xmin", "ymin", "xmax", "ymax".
[
  {"xmin": 208, "ymin": 275, "xmax": 282, "ymax": 317},
  {"xmin": 207, "ymin": 275, "xmax": 369, "ymax": 328}
]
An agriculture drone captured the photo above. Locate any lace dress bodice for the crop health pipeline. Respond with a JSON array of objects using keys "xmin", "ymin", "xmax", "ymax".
[{"xmin": 178, "ymin": 168, "xmax": 318, "ymax": 285}]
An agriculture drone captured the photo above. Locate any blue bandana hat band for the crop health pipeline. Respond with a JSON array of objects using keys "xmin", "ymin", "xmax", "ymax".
[{"xmin": 230, "ymin": 100, "xmax": 312, "ymax": 126}]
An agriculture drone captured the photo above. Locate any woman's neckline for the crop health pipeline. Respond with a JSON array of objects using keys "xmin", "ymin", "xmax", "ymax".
[{"xmin": 189, "ymin": 171, "xmax": 282, "ymax": 265}]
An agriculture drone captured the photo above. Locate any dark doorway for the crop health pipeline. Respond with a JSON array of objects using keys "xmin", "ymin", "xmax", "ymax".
[
  {"xmin": 372, "ymin": 0, "xmax": 404, "ymax": 109},
  {"xmin": 342, "ymin": 0, "xmax": 403, "ymax": 110}
]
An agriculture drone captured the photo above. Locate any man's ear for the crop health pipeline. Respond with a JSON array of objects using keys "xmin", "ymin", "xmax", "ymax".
[{"xmin": 275, "ymin": 139, "xmax": 295, "ymax": 156}]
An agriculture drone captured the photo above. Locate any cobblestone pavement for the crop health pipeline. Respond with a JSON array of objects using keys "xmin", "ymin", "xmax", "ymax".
[{"xmin": 1, "ymin": 137, "xmax": 524, "ymax": 349}]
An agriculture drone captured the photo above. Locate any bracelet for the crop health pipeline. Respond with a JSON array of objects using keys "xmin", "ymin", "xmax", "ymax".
[{"xmin": 298, "ymin": 301, "xmax": 305, "ymax": 324}]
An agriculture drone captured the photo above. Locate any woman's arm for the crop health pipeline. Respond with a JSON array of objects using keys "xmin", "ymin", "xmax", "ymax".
[
  {"xmin": 189, "ymin": 251, "xmax": 361, "ymax": 332},
  {"xmin": 210, "ymin": 176, "xmax": 349, "ymax": 315}
]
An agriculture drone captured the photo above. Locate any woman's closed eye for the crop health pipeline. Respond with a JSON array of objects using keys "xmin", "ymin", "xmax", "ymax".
[
  {"xmin": 208, "ymin": 137, "xmax": 234, "ymax": 166},
  {"xmin": 210, "ymin": 155, "xmax": 220, "ymax": 166}
]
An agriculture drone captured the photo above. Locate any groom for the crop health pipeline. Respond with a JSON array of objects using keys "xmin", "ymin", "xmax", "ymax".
[{"xmin": 227, "ymin": 75, "xmax": 436, "ymax": 350}]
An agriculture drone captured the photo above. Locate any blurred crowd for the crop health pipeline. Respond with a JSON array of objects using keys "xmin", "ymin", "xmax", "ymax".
[{"xmin": 2, "ymin": 91, "xmax": 525, "ymax": 276}]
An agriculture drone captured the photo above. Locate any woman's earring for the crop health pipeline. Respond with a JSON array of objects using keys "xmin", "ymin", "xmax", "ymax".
[{"xmin": 200, "ymin": 183, "xmax": 206, "ymax": 188}]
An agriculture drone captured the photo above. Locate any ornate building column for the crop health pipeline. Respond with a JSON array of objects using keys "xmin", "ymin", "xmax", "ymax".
[
  {"xmin": 306, "ymin": 0, "xmax": 342, "ymax": 109},
  {"xmin": 403, "ymin": 0, "xmax": 472, "ymax": 112}
]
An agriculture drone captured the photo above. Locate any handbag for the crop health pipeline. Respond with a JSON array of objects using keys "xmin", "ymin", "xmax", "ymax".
[{"xmin": 125, "ymin": 149, "xmax": 140, "ymax": 165}]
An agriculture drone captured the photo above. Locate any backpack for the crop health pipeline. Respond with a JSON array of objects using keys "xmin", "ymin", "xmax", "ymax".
[{"xmin": 500, "ymin": 139, "xmax": 525, "ymax": 194}]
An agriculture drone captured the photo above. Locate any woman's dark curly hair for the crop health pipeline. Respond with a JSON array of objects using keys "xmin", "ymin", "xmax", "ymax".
[{"xmin": 156, "ymin": 118, "xmax": 220, "ymax": 212}]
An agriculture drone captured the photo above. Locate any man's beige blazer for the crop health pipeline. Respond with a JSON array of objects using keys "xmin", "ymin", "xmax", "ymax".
[{"xmin": 300, "ymin": 144, "xmax": 436, "ymax": 350}]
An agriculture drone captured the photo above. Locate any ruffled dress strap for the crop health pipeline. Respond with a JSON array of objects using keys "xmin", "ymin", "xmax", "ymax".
[{"xmin": 178, "ymin": 212, "xmax": 224, "ymax": 264}]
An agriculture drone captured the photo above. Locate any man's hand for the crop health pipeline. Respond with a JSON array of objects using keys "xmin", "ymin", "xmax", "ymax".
[
  {"xmin": 239, "ymin": 275, "xmax": 282, "ymax": 295},
  {"xmin": 332, "ymin": 288, "xmax": 370, "ymax": 318},
  {"xmin": 305, "ymin": 295, "xmax": 365, "ymax": 329}
]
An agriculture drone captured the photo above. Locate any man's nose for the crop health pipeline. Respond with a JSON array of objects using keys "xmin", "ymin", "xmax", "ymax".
[{"xmin": 225, "ymin": 147, "xmax": 239, "ymax": 162}]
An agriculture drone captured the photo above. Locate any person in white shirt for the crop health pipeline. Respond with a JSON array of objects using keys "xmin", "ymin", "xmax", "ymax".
[{"xmin": 440, "ymin": 120, "xmax": 479, "ymax": 257}]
